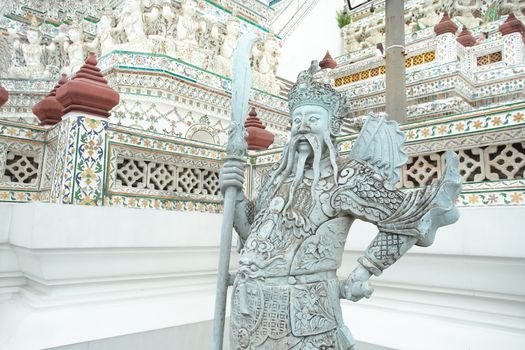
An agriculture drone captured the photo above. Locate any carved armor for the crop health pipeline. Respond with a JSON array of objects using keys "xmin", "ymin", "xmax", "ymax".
[
  {"xmin": 232, "ymin": 157, "xmax": 355, "ymax": 349},
  {"xmin": 231, "ymin": 153, "xmax": 460, "ymax": 349},
  {"xmin": 228, "ymin": 61, "xmax": 462, "ymax": 350}
]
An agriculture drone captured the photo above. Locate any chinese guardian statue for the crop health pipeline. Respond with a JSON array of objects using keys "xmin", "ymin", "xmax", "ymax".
[{"xmin": 220, "ymin": 62, "xmax": 462, "ymax": 350}]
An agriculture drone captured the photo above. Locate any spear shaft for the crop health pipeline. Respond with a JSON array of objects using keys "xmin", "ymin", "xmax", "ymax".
[{"xmin": 212, "ymin": 32, "xmax": 258, "ymax": 350}]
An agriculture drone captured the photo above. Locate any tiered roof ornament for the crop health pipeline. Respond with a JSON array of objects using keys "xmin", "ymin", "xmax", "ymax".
[
  {"xmin": 244, "ymin": 107, "xmax": 274, "ymax": 150},
  {"xmin": 32, "ymin": 74, "xmax": 68, "ymax": 126},
  {"xmin": 56, "ymin": 52, "xmax": 119, "ymax": 118},
  {"xmin": 0, "ymin": 84, "xmax": 8, "ymax": 108},
  {"xmin": 319, "ymin": 51, "xmax": 337, "ymax": 69},
  {"xmin": 499, "ymin": 12, "xmax": 525, "ymax": 40},
  {"xmin": 457, "ymin": 26, "xmax": 477, "ymax": 47},
  {"xmin": 434, "ymin": 12, "xmax": 458, "ymax": 36}
]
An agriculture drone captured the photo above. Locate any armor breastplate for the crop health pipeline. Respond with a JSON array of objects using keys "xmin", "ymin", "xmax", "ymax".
[{"xmin": 239, "ymin": 167, "xmax": 353, "ymax": 279}]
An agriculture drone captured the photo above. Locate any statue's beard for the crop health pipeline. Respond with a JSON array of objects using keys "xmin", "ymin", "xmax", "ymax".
[{"xmin": 264, "ymin": 130, "xmax": 339, "ymax": 211}]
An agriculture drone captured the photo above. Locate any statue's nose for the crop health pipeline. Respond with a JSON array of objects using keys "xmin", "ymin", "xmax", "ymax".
[{"xmin": 298, "ymin": 121, "xmax": 310, "ymax": 133}]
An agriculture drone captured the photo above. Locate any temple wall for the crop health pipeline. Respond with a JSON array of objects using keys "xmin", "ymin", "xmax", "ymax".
[{"xmin": 0, "ymin": 203, "xmax": 523, "ymax": 349}]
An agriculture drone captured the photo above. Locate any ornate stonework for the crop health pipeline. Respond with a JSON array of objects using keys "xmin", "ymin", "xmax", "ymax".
[{"xmin": 224, "ymin": 64, "xmax": 462, "ymax": 349}]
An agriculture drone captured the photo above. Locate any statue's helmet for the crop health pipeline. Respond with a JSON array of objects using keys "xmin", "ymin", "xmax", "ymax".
[{"xmin": 288, "ymin": 61, "xmax": 349, "ymax": 136}]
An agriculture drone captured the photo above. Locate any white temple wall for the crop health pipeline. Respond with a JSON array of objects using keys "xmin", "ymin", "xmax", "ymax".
[
  {"xmin": 276, "ymin": 0, "xmax": 343, "ymax": 81},
  {"xmin": 0, "ymin": 203, "xmax": 524, "ymax": 349}
]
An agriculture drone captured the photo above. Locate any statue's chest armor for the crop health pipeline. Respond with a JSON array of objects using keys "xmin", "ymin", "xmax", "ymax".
[{"xmin": 241, "ymin": 177, "xmax": 351, "ymax": 276}]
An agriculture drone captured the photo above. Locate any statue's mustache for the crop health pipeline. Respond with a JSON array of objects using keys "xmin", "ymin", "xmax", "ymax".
[{"xmin": 258, "ymin": 130, "xmax": 339, "ymax": 213}]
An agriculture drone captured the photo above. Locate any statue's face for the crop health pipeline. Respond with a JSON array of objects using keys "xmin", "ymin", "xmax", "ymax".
[
  {"xmin": 69, "ymin": 28, "xmax": 81, "ymax": 42},
  {"xmin": 100, "ymin": 15, "xmax": 111, "ymax": 27},
  {"xmin": 183, "ymin": 0, "xmax": 196, "ymax": 15},
  {"xmin": 291, "ymin": 104, "xmax": 329, "ymax": 151},
  {"xmin": 26, "ymin": 30, "xmax": 40, "ymax": 44},
  {"xmin": 227, "ymin": 19, "xmax": 240, "ymax": 34}
]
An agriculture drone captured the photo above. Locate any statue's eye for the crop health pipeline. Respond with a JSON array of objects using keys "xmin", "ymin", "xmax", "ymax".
[
  {"xmin": 309, "ymin": 116, "xmax": 319, "ymax": 122},
  {"xmin": 293, "ymin": 117, "xmax": 301, "ymax": 124}
]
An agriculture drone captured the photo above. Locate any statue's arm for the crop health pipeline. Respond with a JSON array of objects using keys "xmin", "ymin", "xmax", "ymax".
[
  {"xmin": 358, "ymin": 231, "xmax": 417, "ymax": 276},
  {"xmin": 342, "ymin": 231, "xmax": 417, "ymax": 302},
  {"xmin": 337, "ymin": 154, "xmax": 461, "ymax": 301}
]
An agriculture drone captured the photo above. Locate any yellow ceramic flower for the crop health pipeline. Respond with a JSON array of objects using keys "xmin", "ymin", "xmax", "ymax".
[
  {"xmin": 491, "ymin": 117, "xmax": 502, "ymax": 126},
  {"xmin": 472, "ymin": 120, "xmax": 483, "ymax": 129},
  {"xmin": 513, "ymin": 112, "xmax": 524, "ymax": 123},
  {"xmin": 510, "ymin": 192, "xmax": 523, "ymax": 204},
  {"xmin": 86, "ymin": 118, "xmax": 101, "ymax": 129},
  {"xmin": 468, "ymin": 194, "xmax": 479, "ymax": 204}
]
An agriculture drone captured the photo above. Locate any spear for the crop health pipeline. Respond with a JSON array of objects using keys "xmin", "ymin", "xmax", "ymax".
[{"xmin": 212, "ymin": 32, "xmax": 258, "ymax": 350}]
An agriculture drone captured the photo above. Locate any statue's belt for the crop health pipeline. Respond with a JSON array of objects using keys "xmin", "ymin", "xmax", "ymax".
[
  {"xmin": 235, "ymin": 270, "xmax": 340, "ymax": 317},
  {"xmin": 248, "ymin": 270, "xmax": 338, "ymax": 286}
]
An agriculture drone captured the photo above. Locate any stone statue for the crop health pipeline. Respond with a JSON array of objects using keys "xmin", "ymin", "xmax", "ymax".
[
  {"xmin": 499, "ymin": 0, "xmax": 525, "ymax": 21},
  {"xmin": 114, "ymin": 0, "xmax": 153, "ymax": 51},
  {"xmin": 88, "ymin": 10, "xmax": 117, "ymax": 56},
  {"xmin": 341, "ymin": 25, "xmax": 363, "ymax": 53},
  {"xmin": 213, "ymin": 15, "xmax": 241, "ymax": 77},
  {"xmin": 362, "ymin": 22, "xmax": 384, "ymax": 48},
  {"xmin": 61, "ymin": 24, "xmax": 86, "ymax": 76},
  {"xmin": 205, "ymin": 22, "xmax": 223, "ymax": 70},
  {"xmin": 253, "ymin": 34, "xmax": 281, "ymax": 95},
  {"xmin": 144, "ymin": 0, "xmax": 176, "ymax": 53},
  {"xmin": 8, "ymin": 20, "xmax": 55, "ymax": 79},
  {"xmin": 220, "ymin": 62, "xmax": 462, "ymax": 349},
  {"xmin": 454, "ymin": 0, "xmax": 482, "ymax": 29},
  {"xmin": 174, "ymin": 0, "xmax": 205, "ymax": 62},
  {"xmin": 414, "ymin": 0, "xmax": 442, "ymax": 29}
]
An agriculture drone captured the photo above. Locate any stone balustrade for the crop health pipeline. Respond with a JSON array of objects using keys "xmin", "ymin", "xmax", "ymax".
[{"xmin": 2, "ymin": 102, "xmax": 524, "ymax": 209}]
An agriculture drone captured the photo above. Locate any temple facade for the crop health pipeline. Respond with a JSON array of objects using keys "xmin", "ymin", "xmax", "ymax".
[{"xmin": 0, "ymin": 0, "xmax": 524, "ymax": 349}]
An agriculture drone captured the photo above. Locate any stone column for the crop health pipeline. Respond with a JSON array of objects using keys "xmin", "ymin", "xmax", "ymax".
[
  {"xmin": 499, "ymin": 13, "xmax": 525, "ymax": 66},
  {"xmin": 456, "ymin": 26, "xmax": 476, "ymax": 73},
  {"xmin": 51, "ymin": 52, "xmax": 119, "ymax": 205},
  {"xmin": 456, "ymin": 27, "xmax": 476, "ymax": 48},
  {"xmin": 434, "ymin": 13, "xmax": 459, "ymax": 65},
  {"xmin": 385, "ymin": 0, "xmax": 406, "ymax": 123}
]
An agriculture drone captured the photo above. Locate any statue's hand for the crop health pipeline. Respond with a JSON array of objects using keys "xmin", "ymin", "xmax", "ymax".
[
  {"xmin": 219, "ymin": 158, "xmax": 245, "ymax": 196},
  {"xmin": 342, "ymin": 264, "xmax": 374, "ymax": 302}
]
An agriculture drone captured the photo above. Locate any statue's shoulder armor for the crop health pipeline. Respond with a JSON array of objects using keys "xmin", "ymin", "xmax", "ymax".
[{"xmin": 331, "ymin": 157, "xmax": 405, "ymax": 223}]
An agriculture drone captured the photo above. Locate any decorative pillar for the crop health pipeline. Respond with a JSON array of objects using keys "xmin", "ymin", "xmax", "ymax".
[
  {"xmin": 317, "ymin": 51, "xmax": 337, "ymax": 85},
  {"xmin": 457, "ymin": 26, "xmax": 476, "ymax": 47},
  {"xmin": 244, "ymin": 107, "xmax": 274, "ymax": 151},
  {"xmin": 0, "ymin": 84, "xmax": 8, "ymax": 108},
  {"xmin": 499, "ymin": 13, "xmax": 525, "ymax": 66},
  {"xmin": 32, "ymin": 74, "xmax": 67, "ymax": 126},
  {"xmin": 434, "ymin": 12, "xmax": 459, "ymax": 64},
  {"xmin": 319, "ymin": 51, "xmax": 337, "ymax": 69},
  {"xmin": 51, "ymin": 52, "xmax": 119, "ymax": 205}
]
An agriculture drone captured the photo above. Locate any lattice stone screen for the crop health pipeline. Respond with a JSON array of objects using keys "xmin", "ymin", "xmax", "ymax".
[
  {"xmin": 0, "ymin": 141, "xmax": 44, "ymax": 191},
  {"xmin": 116, "ymin": 157, "xmax": 220, "ymax": 195},
  {"xmin": 402, "ymin": 141, "xmax": 525, "ymax": 188},
  {"xmin": 107, "ymin": 142, "xmax": 222, "ymax": 203},
  {"xmin": 3, "ymin": 152, "xmax": 40, "ymax": 184},
  {"xmin": 476, "ymin": 51, "xmax": 503, "ymax": 66}
]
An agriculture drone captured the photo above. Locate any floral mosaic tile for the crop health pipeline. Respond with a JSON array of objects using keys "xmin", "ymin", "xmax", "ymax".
[
  {"xmin": 403, "ymin": 107, "xmax": 525, "ymax": 143},
  {"xmin": 104, "ymin": 194, "xmax": 223, "ymax": 213},
  {"xmin": 72, "ymin": 117, "xmax": 108, "ymax": 206},
  {"xmin": 458, "ymin": 190, "xmax": 525, "ymax": 207}
]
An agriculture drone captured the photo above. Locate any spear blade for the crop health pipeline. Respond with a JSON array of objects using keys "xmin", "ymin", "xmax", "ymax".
[{"xmin": 212, "ymin": 31, "xmax": 258, "ymax": 350}]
